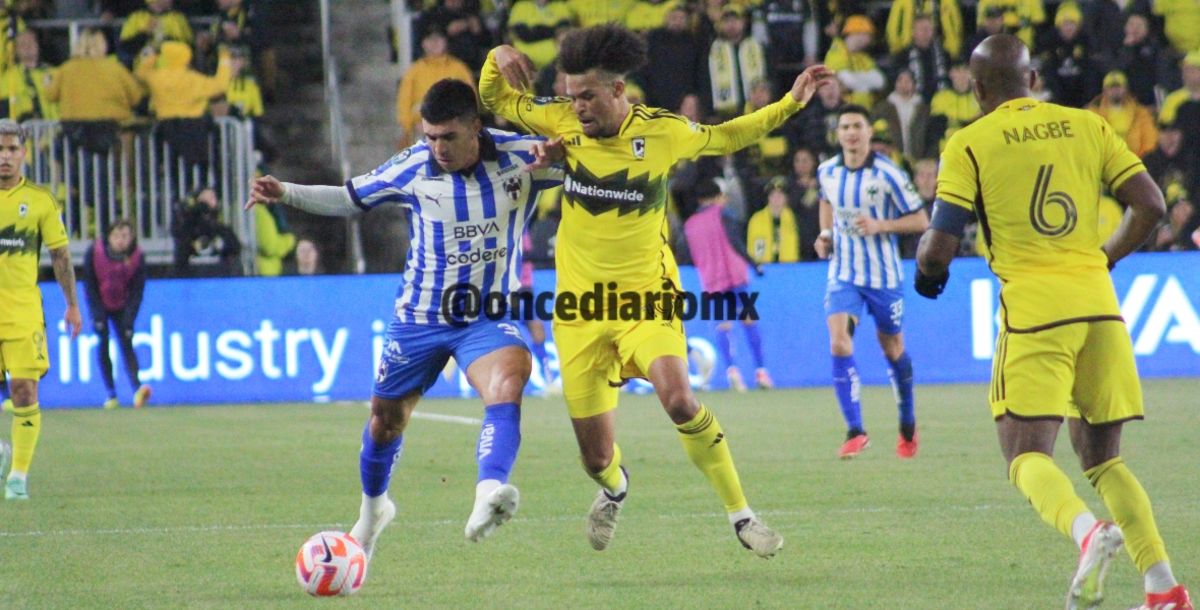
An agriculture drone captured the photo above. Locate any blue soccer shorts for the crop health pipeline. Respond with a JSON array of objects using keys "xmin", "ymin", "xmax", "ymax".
[
  {"xmin": 823, "ymin": 280, "xmax": 904, "ymax": 336},
  {"xmin": 374, "ymin": 318, "xmax": 529, "ymax": 399}
]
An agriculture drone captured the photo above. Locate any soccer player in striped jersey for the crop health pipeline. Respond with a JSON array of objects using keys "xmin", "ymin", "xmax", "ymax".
[
  {"xmin": 917, "ymin": 35, "xmax": 1191, "ymax": 610},
  {"xmin": 481, "ymin": 24, "xmax": 834, "ymax": 558},
  {"xmin": 815, "ymin": 105, "xmax": 929, "ymax": 460},
  {"xmin": 245, "ymin": 80, "xmax": 564, "ymax": 569}
]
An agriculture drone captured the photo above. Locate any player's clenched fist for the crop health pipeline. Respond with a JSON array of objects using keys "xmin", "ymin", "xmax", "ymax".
[
  {"xmin": 245, "ymin": 175, "xmax": 286, "ymax": 209},
  {"xmin": 789, "ymin": 64, "xmax": 836, "ymax": 106}
]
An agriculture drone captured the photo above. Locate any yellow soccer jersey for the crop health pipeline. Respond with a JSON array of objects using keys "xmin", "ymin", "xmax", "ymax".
[
  {"xmin": 480, "ymin": 48, "xmax": 803, "ymax": 300},
  {"xmin": 937, "ymin": 97, "xmax": 1144, "ymax": 331},
  {"xmin": 0, "ymin": 178, "xmax": 67, "ymax": 335}
]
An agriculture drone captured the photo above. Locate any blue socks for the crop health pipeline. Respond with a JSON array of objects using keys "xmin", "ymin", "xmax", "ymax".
[
  {"xmin": 715, "ymin": 326, "xmax": 735, "ymax": 368},
  {"xmin": 360, "ymin": 420, "xmax": 403, "ymax": 498},
  {"xmin": 832, "ymin": 355, "xmax": 863, "ymax": 434},
  {"xmin": 743, "ymin": 323, "xmax": 765, "ymax": 368},
  {"xmin": 477, "ymin": 402, "xmax": 521, "ymax": 483},
  {"xmin": 888, "ymin": 352, "xmax": 916, "ymax": 428}
]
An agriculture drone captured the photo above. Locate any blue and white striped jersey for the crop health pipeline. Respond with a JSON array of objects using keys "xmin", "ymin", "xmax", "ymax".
[
  {"xmin": 817, "ymin": 152, "xmax": 923, "ymax": 289},
  {"xmin": 347, "ymin": 128, "xmax": 564, "ymax": 325}
]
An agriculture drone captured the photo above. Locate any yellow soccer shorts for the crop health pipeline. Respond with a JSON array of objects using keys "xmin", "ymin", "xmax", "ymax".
[
  {"xmin": 0, "ymin": 325, "xmax": 50, "ymax": 379},
  {"xmin": 553, "ymin": 315, "xmax": 689, "ymax": 419},
  {"xmin": 990, "ymin": 320, "xmax": 1143, "ymax": 424}
]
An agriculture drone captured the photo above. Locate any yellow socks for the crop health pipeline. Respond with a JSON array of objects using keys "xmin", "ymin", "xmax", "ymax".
[
  {"xmin": 1009, "ymin": 452, "xmax": 1089, "ymax": 539},
  {"xmin": 676, "ymin": 405, "xmax": 748, "ymax": 513},
  {"xmin": 1086, "ymin": 457, "xmax": 1169, "ymax": 574},
  {"xmin": 11, "ymin": 403, "xmax": 41, "ymax": 476},
  {"xmin": 586, "ymin": 442, "xmax": 626, "ymax": 496}
]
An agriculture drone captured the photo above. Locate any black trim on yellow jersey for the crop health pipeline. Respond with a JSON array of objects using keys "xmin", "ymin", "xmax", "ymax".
[
  {"xmin": 1107, "ymin": 161, "xmax": 1142, "ymax": 193},
  {"xmin": 1004, "ymin": 314, "xmax": 1126, "ymax": 334},
  {"xmin": 993, "ymin": 411, "xmax": 1066, "ymax": 423},
  {"xmin": 965, "ymin": 146, "xmax": 992, "ymax": 251}
]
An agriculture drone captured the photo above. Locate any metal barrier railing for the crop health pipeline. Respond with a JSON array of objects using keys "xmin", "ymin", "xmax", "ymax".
[{"xmin": 29, "ymin": 117, "xmax": 256, "ymax": 272}]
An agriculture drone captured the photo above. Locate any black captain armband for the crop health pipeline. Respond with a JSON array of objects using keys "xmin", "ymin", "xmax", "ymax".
[{"xmin": 929, "ymin": 199, "xmax": 975, "ymax": 239}]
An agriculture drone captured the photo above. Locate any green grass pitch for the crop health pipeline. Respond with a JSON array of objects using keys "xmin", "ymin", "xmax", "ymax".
[{"xmin": 2, "ymin": 379, "xmax": 1196, "ymax": 609}]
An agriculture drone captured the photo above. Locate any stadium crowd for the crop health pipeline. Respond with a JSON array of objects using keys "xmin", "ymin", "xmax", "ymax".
[
  {"xmin": 397, "ymin": 0, "xmax": 1200, "ymax": 268},
  {"xmin": 5, "ymin": 0, "xmax": 290, "ymax": 276}
]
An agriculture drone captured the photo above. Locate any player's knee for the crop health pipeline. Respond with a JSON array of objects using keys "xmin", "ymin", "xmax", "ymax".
[
  {"xmin": 580, "ymin": 444, "xmax": 613, "ymax": 473},
  {"xmin": 659, "ymin": 386, "xmax": 699, "ymax": 425},
  {"xmin": 9, "ymin": 381, "xmax": 37, "ymax": 406},
  {"xmin": 92, "ymin": 319, "xmax": 107, "ymax": 335},
  {"xmin": 830, "ymin": 336, "xmax": 854, "ymax": 356},
  {"xmin": 716, "ymin": 321, "xmax": 733, "ymax": 332}
]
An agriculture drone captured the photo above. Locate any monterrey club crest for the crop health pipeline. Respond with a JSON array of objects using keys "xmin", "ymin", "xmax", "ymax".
[{"xmin": 504, "ymin": 176, "xmax": 522, "ymax": 201}]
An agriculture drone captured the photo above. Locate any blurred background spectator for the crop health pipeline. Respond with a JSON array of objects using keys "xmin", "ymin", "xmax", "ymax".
[
  {"xmin": 294, "ymin": 237, "xmax": 323, "ymax": 276},
  {"xmin": 1086, "ymin": 70, "xmax": 1157, "ymax": 158},
  {"xmin": 708, "ymin": 4, "xmax": 765, "ymax": 120},
  {"xmin": 253, "ymin": 198, "xmax": 294, "ymax": 276},
  {"xmin": 396, "ymin": 27, "xmax": 472, "ymax": 148},
  {"xmin": 172, "ymin": 186, "xmax": 241, "ymax": 277},
  {"xmin": 747, "ymin": 177, "xmax": 800, "ymax": 264},
  {"xmin": 0, "ymin": 30, "xmax": 56, "ymax": 121}
]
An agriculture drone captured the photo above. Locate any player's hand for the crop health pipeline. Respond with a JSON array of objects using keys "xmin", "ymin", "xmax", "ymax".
[
  {"xmin": 914, "ymin": 268, "xmax": 949, "ymax": 299},
  {"xmin": 245, "ymin": 175, "xmax": 285, "ymax": 210},
  {"xmin": 854, "ymin": 214, "xmax": 883, "ymax": 236},
  {"xmin": 64, "ymin": 304, "xmax": 82, "ymax": 339},
  {"xmin": 494, "ymin": 45, "xmax": 536, "ymax": 92},
  {"xmin": 525, "ymin": 136, "xmax": 565, "ymax": 172},
  {"xmin": 789, "ymin": 64, "xmax": 836, "ymax": 105},
  {"xmin": 814, "ymin": 232, "xmax": 832, "ymax": 259}
]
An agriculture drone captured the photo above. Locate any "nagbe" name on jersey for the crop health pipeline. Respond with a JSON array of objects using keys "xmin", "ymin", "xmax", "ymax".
[{"xmin": 1002, "ymin": 120, "xmax": 1074, "ymax": 145}]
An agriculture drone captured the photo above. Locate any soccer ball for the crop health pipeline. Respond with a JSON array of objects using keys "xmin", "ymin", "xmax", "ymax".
[{"xmin": 294, "ymin": 531, "xmax": 367, "ymax": 596}]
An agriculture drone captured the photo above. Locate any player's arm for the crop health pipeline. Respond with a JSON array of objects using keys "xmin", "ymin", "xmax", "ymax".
[
  {"xmin": 679, "ymin": 64, "xmax": 835, "ymax": 158},
  {"xmin": 478, "ymin": 46, "xmax": 565, "ymax": 136},
  {"xmin": 815, "ymin": 198, "xmax": 833, "ymax": 259},
  {"xmin": 861, "ymin": 168, "xmax": 930, "ymax": 235},
  {"xmin": 1105, "ymin": 172, "xmax": 1164, "ymax": 268},
  {"xmin": 245, "ymin": 175, "xmax": 359, "ymax": 216},
  {"xmin": 125, "ymin": 255, "xmax": 147, "ymax": 326},
  {"xmin": 915, "ymin": 137, "xmax": 977, "ymax": 299},
  {"xmin": 50, "ymin": 246, "xmax": 82, "ymax": 338},
  {"xmin": 1097, "ymin": 118, "xmax": 1164, "ymax": 268}
]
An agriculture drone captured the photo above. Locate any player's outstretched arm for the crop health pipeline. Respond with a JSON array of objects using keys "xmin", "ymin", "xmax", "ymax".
[
  {"xmin": 245, "ymin": 176, "xmax": 359, "ymax": 217},
  {"xmin": 1105, "ymin": 171, "xmax": 1165, "ymax": 269},
  {"xmin": 49, "ymin": 245, "xmax": 82, "ymax": 339},
  {"xmin": 697, "ymin": 64, "xmax": 835, "ymax": 157}
]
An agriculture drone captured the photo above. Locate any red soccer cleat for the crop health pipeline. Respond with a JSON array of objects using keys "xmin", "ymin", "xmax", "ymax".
[
  {"xmin": 838, "ymin": 433, "xmax": 870, "ymax": 459},
  {"xmin": 896, "ymin": 431, "xmax": 918, "ymax": 459},
  {"xmin": 1136, "ymin": 585, "xmax": 1194, "ymax": 610}
]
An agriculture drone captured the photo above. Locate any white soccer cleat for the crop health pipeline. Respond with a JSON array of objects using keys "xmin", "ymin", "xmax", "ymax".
[
  {"xmin": 586, "ymin": 489, "xmax": 624, "ymax": 551},
  {"xmin": 735, "ymin": 518, "xmax": 784, "ymax": 559},
  {"xmin": 1066, "ymin": 521, "xmax": 1124, "ymax": 610},
  {"xmin": 464, "ymin": 483, "xmax": 520, "ymax": 542},
  {"xmin": 349, "ymin": 495, "xmax": 396, "ymax": 562}
]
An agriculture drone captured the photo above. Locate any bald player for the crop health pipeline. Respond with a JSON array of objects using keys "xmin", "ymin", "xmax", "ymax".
[{"xmin": 916, "ymin": 35, "xmax": 1192, "ymax": 610}]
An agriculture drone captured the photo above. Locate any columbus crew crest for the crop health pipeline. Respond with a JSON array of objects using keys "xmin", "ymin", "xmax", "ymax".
[
  {"xmin": 18, "ymin": 202, "xmax": 27, "ymax": 217},
  {"xmin": 631, "ymin": 137, "xmax": 645, "ymax": 160}
]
